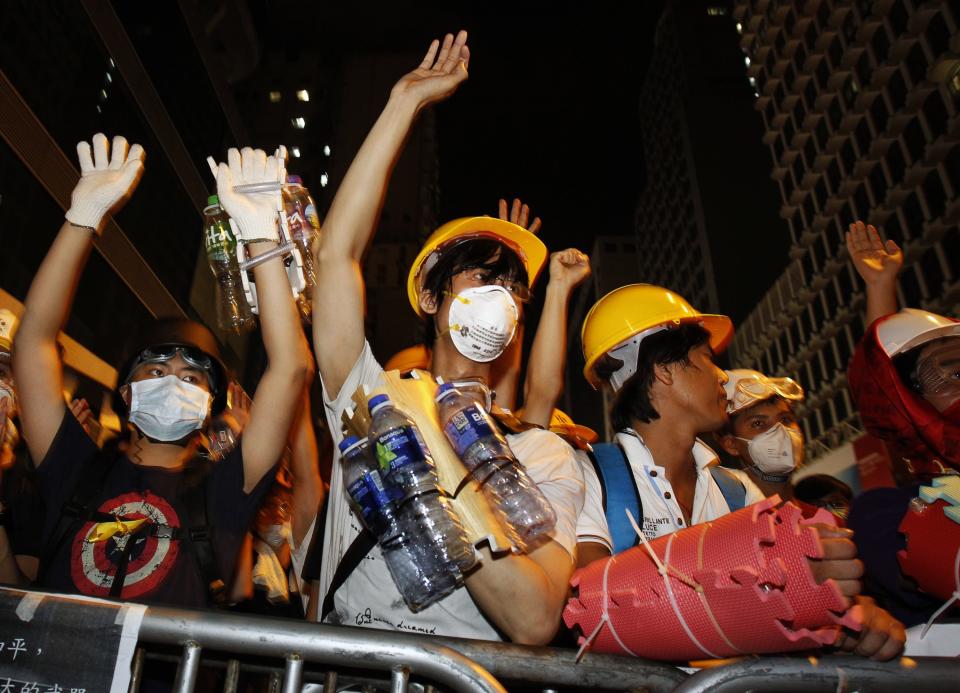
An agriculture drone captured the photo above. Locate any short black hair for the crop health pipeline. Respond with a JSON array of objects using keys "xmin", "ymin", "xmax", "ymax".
[
  {"xmin": 420, "ymin": 238, "xmax": 526, "ymax": 347},
  {"xmin": 605, "ymin": 323, "xmax": 712, "ymax": 431}
]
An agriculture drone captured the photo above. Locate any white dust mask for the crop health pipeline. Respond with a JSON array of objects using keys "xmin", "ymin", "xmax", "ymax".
[
  {"xmin": 741, "ymin": 423, "xmax": 804, "ymax": 477},
  {"xmin": 446, "ymin": 285, "xmax": 519, "ymax": 363},
  {"xmin": 128, "ymin": 375, "xmax": 212, "ymax": 442}
]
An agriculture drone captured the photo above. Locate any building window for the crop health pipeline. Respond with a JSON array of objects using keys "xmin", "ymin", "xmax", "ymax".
[
  {"xmin": 921, "ymin": 245, "xmax": 946, "ymax": 294},
  {"xmin": 903, "ymin": 192, "xmax": 926, "ymax": 234},
  {"xmin": 853, "ymin": 183, "xmax": 872, "ymax": 218},
  {"xmin": 922, "ymin": 91, "xmax": 949, "ymax": 138},
  {"xmin": 945, "ymin": 146, "xmax": 960, "ymax": 196},
  {"xmin": 869, "ymin": 96, "xmax": 889, "ymax": 135},
  {"xmin": 840, "ymin": 139, "xmax": 856, "ymax": 174},
  {"xmin": 842, "ymin": 76, "xmax": 859, "ymax": 109},
  {"xmin": 815, "ymin": 117, "xmax": 830, "ymax": 148},
  {"xmin": 888, "ymin": 0, "xmax": 910, "ymax": 36},
  {"xmin": 925, "ymin": 13, "xmax": 951, "ymax": 59},
  {"xmin": 828, "ymin": 37, "xmax": 844, "ymax": 69},
  {"xmin": 869, "ymin": 164, "xmax": 889, "ymax": 205},
  {"xmin": 902, "ymin": 120, "xmax": 926, "ymax": 163},
  {"xmin": 940, "ymin": 228, "xmax": 960, "ymax": 280},
  {"xmin": 922, "ymin": 171, "xmax": 947, "ymax": 219},
  {"xmin": 817, "ymin": 58, "xmax": 831, "ymax": 89},
  {"xmin": 854, "ymin": 118, "xmax": 872, "ymax": 155},
  {"xmin": 804, "ymin": 136, "xmax": 818, "ymax": 168},
  {"xmin": 870, "ymin": 26, "xmax": 891, "ymax": 64},
  {"xmin": 826, "ymin": 158, "xmax": 842, "ymax": 192},
  {"xmin": 804, "ymin": 20, "xmax": 819, "ymax": 51},
  {"xmin": 899, "ymin": 266, "xmax": 924, "ymax": 306},
  {"xmin": 828, "ymin": 97, "xmax": 844, "ymax": 130},
  {"xmin": 905, "ymin": 43, "xmax": 929, "ymax": 87},
  {"xmin": 885, "ymin": 141, "xmax": 906, "ymax": 182},
  {"xmin": 855, "ymin": 50, "xmax": 873, "ymax": 86}
]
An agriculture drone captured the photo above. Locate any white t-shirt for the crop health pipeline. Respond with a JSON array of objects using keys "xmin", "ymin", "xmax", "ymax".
[
  {"xmin": 576, "ymin": 429, "xmax": 766, "ymax": 547},
  {"xmin": 317, "ymin": 342, "xmax": 584, "ymax": 639}
]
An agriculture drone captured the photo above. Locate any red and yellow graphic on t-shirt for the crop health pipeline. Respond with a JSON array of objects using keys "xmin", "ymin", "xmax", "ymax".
[{"xmin": 70, "ymin": 490, "xmax": 180, "ymax": 599}]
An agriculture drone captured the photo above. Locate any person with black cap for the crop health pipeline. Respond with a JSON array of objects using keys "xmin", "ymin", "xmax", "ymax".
[{"xmin": 13, "ymin": 134, "xmax": 310, "ymax": 608}]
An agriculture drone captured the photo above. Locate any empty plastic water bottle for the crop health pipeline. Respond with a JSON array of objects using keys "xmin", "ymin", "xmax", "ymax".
[
  {"xmin": 282, "ymin": 176, "xmax": 319, "ymax": 296},
  {"xmin": 339, "ymin": 435, "xmax": 458, "ymax": 611},
  {"xmin": 436, "ymin": 383, "xmax": 556, "ymax": 549},
  {"xmin": 367, "ymin": 394, "xmax": 477, "ymax": 576},
  {"xmin": 203, "ymin": 196, "xmax": 255, "ymax": 333}
]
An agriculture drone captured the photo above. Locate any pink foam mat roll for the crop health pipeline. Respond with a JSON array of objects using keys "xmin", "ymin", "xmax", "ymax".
[{"xmin": 563, "ymin": 497, "xmax": 861, "ymax": 661}]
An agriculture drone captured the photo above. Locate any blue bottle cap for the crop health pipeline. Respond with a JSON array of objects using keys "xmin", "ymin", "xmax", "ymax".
[
  {"xmin": 368, "ymin": 394, "xmax": 390, "ymax": 412},
  {"xmin": 338, "ymin": 435, "xmax": 359, "ymax": 452},
  {"xmin": 435, "ymin": 382, "xmax": 455, "ymax": 400}
]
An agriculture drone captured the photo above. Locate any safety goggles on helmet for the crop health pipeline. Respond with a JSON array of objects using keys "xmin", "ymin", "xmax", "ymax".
[
  {"xmin": 453, "ymin": 266, "xmax": 532, "ymax": 303},
  {"xmin": 725, "ymin": 370, "xmax": 804, "ymax": 415},
  {"xmin": 126, "ymin": 345, "xmax": 215, "ymax": 385},
  {"xmin": 913, "ymin": 338, "xmax": 960, "ymax": 396}
]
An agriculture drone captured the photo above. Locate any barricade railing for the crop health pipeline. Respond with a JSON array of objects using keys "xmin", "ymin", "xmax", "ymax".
[{"xmin": 2, "ymin": 588, "xmax": 958, "ymax": 692}]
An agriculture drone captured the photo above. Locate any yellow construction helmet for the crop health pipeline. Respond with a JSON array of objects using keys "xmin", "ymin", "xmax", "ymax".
[
  {"xmin": 581, "ymin": 284, "xmax": 734, "ymax": 388},
  {"xmin": 406, "ymin": 217, "xmax": 548, "ymax": 317},
  {"xmin": 384, "ymin": 344, "xmax": 431, "ymax": 372}
]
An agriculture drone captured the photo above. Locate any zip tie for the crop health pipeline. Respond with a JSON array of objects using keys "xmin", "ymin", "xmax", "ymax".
[
  {"xmin": 919, "ymin": 544, "xmax": 960, "ymax": 639},
  {"xmin": 661, "ymin": 532, "xmax": 721, "ymax": 659}
]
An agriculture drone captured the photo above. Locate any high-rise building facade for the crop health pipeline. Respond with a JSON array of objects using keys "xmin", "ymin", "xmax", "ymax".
[
  {"xmin": 635, "ymin": 1, "xmax": 788, "ymax": 326},
  {"xmin": 729, "ymin": 0, "xmax": 960, "ymax": 459}
]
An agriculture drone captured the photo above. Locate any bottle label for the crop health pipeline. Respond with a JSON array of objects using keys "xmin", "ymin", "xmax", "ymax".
[
  {"xmin": 347, "ymin": 470, "xmax": 393, "ymax": 526},
  {"xmin": 443, "ymin": 404, "xmax": 494, "ymax": 456},
  {"xmin": 286, "ymin": 209, "xmax": 304, "ymax": 240},
  {"xmin": 305, "ymin": 203, "xmax": 320, "ymax": 231},
  {"xmin": 375, "ymin": 426, "xmax": 429, "ymax": 478},
  {"xmin": 204, "ymin": 219, "xmax": 237, "ymax": 262}
]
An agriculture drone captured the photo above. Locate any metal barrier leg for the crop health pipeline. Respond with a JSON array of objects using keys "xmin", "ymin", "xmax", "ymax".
[
  {"xmin": 172, "ymin": 642, "xmax": 202, "ymax": 693},
  {"xmin": 390, "ymin": 666, "xmax": 410, "ymax": 693},
  {"xmin": 282, "ymin": 654, "xmax": 304, "ymax": 693},
  {"xmin": 128, "ymin": 647, "xmax": 145, "ymax": 693},
  {"xmin": 323, "ymin": 670, "xmax": 338, "ymax": 692},
  {"xmin": 223, "ymin": 658, "xmax": 240, "ymax": 693}
]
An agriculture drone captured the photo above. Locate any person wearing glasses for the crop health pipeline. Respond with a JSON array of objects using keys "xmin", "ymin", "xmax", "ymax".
[
  {"xmin": 13, "ymin": 134, "xmax": 310, "ymax": 607},
  {"xmin": 312, "ymin": 32, "xmax": 584, "ymax": 645}
]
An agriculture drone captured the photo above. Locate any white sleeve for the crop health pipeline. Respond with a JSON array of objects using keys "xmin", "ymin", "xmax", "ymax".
[
  {"xmin": 576, "ymin": 451, "xmax": 613, "ymax": 551},
  {"xmin": 319, "ymin": 340, "xmax": 384, "ymax": 443},
  {"xmin": 508, "ymin": 429, "xmax": 585, "ymax": 559}
]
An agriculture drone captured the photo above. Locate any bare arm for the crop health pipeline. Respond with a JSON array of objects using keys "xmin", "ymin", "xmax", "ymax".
[
  {"xmin": 575, "ymin": 541, "xmax": 611, "ymax": 569},
  {"xmin": 14, "ymin": 135, "xmax": 144, "ymax": 464},
  {"xmin": 314, "ymin": 32, "xmax": 470, "ymax": 397},
  {"xmin": 846, "ymin": 221, "xmax": 902, "ymax": 325},
  {"xmin": 465, "ymin": 540, "xmax": 575, "ymax": 645},
  {"xmin": 288, "ymin": 380, "xmax": 324, "ymax": 546},
  {"xmin": 522, "ymin": 249, "xmax": 591, "ymax": 427},
  {"xmin": 211, "ymin": 147, "xmax": 311, "ymax": 493}
]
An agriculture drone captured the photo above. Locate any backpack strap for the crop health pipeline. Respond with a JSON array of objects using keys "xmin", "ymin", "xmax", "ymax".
[
  {"xmin": 36, "ymin": 452, "xmax": 118, "ymax": 585},
  {"xmin": 710, "ymin": 466, "xmax": 747, "ymax": 513},
  {"xmin": 320, "ymin": 527, "xmax": 377, "ymax": 622},
  {"xmin": 590, "ymin": 442, "xmax": 643, "ymax": 554},
  {"xmin": 179, "ymin": 462, "xmax": 227, "ymax": 605}
]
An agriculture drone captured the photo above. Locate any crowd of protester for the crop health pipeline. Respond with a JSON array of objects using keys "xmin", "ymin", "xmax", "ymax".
[{"xmin": 3, "ymin": 31, "xmax": 960, "ymax": 679}]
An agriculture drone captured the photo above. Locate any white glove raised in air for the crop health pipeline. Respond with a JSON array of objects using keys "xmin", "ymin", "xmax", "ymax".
[
  {"xmin": 209, "ymin": 146, "xmax": 286, "ymax": 244},
  {"xmin": 66, "ymin": 133, "xmax": 145, "ymax": 232}
]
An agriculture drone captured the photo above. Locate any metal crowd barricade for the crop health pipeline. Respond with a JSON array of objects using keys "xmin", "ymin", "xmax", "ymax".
[{"xmin": 135, "ymin": 603, "xmax": 504, "ymax": 693}]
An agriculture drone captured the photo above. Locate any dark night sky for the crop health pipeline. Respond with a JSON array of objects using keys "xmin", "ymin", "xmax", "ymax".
[{"xmin": 247, "ymin": 0, "xmax": 667, "ymax": 249}]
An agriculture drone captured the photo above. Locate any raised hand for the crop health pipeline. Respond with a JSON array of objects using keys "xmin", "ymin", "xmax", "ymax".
[
  {"xmin": 209, "ymin": 147, "xmax": 285, "ymax": 243},
  {"xmin": 498, "ymin": 198, "xmax": 542, "ymax": 235},
  {"xmin": 548, "ymin": 248, "xmax": 591, "ymax": 292},
  {"xmin": 846, "ymin": 220, "xmax": 903, "ymax": 287},
  {"xmin": 391, "ymin": 31, "xmax": 470, "ymax": 109},
  {"xmin": 66, "ymin": 134, "xmax": 145, "ymax": 232}
]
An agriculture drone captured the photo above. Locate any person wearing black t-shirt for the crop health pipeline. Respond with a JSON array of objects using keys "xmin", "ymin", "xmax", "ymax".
[{"xmin": 13, "ymin": 134, "xmax": 310, "ymax": 608}]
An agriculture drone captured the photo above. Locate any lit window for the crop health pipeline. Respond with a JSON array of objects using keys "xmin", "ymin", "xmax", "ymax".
[
  {"xmin": 736, "ymin": 21, "xmax": 743, "ymax": 34},
  {"xmin": 99, "ymin": 88, "xmax": 108, "ymax": 101},
  {"xmin": 706, "ymin": 7, "xmax": 727, "ymax": 16},
  {"xmin": 296, "ymin": 89, "xmax": 310, "ymax": 102},
  {"xmin": 749, "ymin": 76, "xmax": 757, "ymax": 87},
  {"xmin": 744, "ymin": 56, "xmax": 751, "ymax": 68},
  {"xmin": 108, "ymin": 57, "xmax": 115, "ymax": 69},
  {"xmin": 105, "ymin": 72, "xmax": 112, "ymax": 84},
  {"xmin": 96, "ymin": 105, "xmax": 102, "ymax": 113},
  {"xmin": 269, "ymin": 91, "xmax": 282, "ymax": 103},
  {"xmin": 320, "ymin": 173, "xmax": 329, "ymax": 187},
  {"xmin": 323, "ymin": 144, "xmax": 331, "ymax": 157},
  {"xmin": 292, "ymin": 117, "xmax": 306, "ymax": 129},
  {"xmin": 291, "ymin": 146, "xmax": 301, "ymax": 158}
]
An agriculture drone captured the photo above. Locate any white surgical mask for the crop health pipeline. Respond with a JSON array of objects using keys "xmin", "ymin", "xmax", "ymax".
[
  {"xmin": 446, "ymin": 285, "xmax": 519, "ymax": 363},
  {"xmin": 740, "ymin": 423, "xmax": 804, "ymax": 477},
  {"xmin": 128, "ymin": 375, "xmax": 212, "ymax": 442}
]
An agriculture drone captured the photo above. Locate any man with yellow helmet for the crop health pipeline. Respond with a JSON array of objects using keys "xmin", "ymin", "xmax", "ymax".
[
  {"xmin": 312, "ymin": 32, "xmax": 584, "ymax": 645},
  {"xmin": 572, "ymin": 283, "xmax": 904, "ymax": 660}
]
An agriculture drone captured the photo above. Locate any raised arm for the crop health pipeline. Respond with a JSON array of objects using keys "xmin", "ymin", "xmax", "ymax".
[
  {"xmin": 213, "ymin": 147, "xmax": 310, "ymax": 492},
  {"xmin": 314, "ymin": 32, "xmax": 470, "ymax": 396},
  {"xmin": 846, "ymin": 220, "xmax": 902, "ymax": 325},
  {"xmin": 13, "ymin": 135, "xmax": 143, "ymax": 464},
  {"xmin": 288, "ymin": 373, "xmax": 324, "ymax": 547},
  {"xmin": 522, "ymin": 249, "xmax": 591, "ymax": 427}
]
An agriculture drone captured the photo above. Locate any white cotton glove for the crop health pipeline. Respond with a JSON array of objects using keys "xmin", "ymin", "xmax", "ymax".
[
  {"xmin": 210, "ymin": 146, "xmax": 286, "ymax": 244},
  {"xmin": 66, "ymin": 133, "xmax": 145, "ymax": 232}
]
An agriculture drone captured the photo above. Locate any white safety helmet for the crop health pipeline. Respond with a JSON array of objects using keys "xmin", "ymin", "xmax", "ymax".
[
  {"xmin": 724, "ymin": 368, "xmax": 804, "ymax": 415},
  {"xmin": 876, "ymin": 308, "xmax": 960, "ymax": 358}
]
